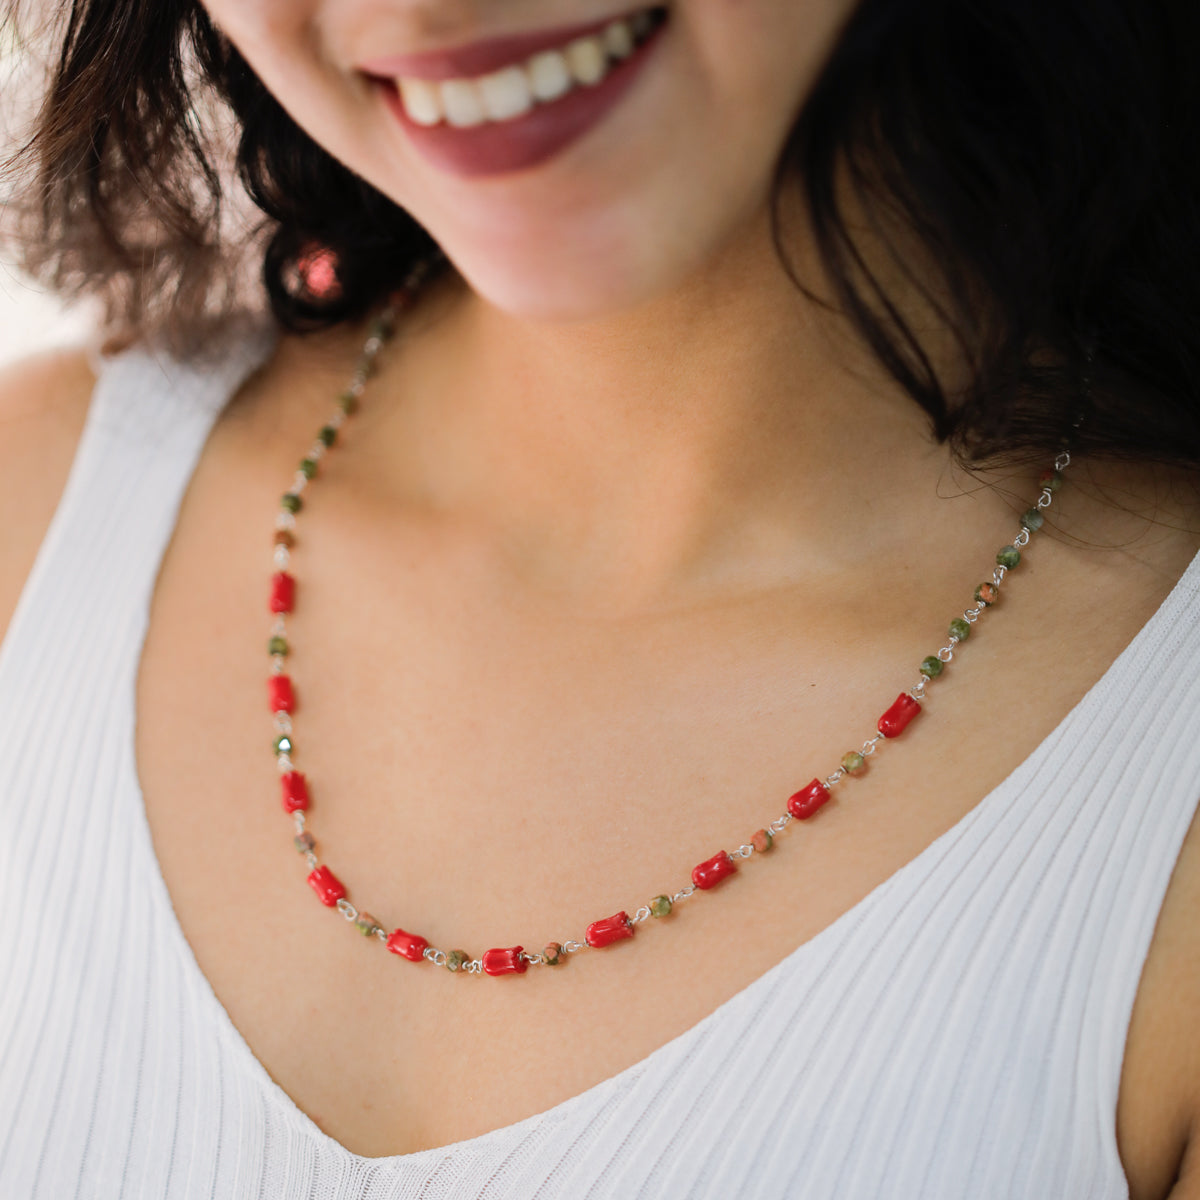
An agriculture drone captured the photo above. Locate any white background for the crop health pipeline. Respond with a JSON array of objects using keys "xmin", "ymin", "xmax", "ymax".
[
  {"xmin": 1, "ymin": 14, "xmax": 95, "ymax": 370},
  {"xmin": 0, "ymin": 265, "xmax": 91, "ymax": 369}
]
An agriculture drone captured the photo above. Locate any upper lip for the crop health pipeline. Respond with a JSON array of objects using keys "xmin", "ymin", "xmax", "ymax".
[{"xmin": 358, "ymin": 6, "xmax": 650, "ymax": 80}]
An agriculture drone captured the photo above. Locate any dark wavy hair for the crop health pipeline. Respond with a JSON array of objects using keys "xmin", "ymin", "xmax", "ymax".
[{"xmin": 7, "ymin": 0, "xmax": 1200, "ymax": 466}]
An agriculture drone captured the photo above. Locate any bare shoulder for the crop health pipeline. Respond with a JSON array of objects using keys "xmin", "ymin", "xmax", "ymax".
[
  {"xmin": 0, "ymin": 346, "xmax": 96, "ymax": 643},
  {"xmin": 1119, "ymin": 797, "xmax": 1200, "ymax": 1200}
]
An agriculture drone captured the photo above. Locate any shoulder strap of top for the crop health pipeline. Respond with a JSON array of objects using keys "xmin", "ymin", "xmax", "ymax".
[
  {"xmin": 1075, "ymin": 551, "xmax": 1200, "ymax": 1160},
  {"xmin": 83, "ymin": 327, "xmax": 277, "ymax": 455},
  {"xmin": 0, "ymin": 326, "xmax": 276, "ymax": 686}
]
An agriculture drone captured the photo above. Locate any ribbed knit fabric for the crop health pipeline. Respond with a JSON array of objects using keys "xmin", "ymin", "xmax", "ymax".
[{"xmin": 1, "ymin": 337, "xmax": 1198, "ymax": 1200}]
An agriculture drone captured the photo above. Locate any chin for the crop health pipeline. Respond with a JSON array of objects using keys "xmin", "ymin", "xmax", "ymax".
[
  {"xmin": 468, "ymin": 266, "xmax": 655, "ymax": 324},
  {"xmin": 432, "ymin": 213, "xmax": 718, "ymax": 325}
]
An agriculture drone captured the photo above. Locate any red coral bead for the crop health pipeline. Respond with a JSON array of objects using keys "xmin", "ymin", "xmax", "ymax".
[
  {"xmin": 306, "ymin": 865, "xmax": 345, "ymax": 907},
  {"xmin": 787, "ymin": 779, "xmax": 831, "ymax": 820},
  {"xmin": 482, "ymin": 946, "xmax": 528, "ymax": 976},
  {"xmin": 586, "ymin": 911, "xmax": 634, "ymax": 948},
  {"xmin": 268, "ymin": 674, "xmax": 295, "ymax": 713},
  {"xmin": 878, "ymin": 692, "xmax": 922, "ymax": 738},
  {"xmin": 692, "ymin": 850, "xmax": 737, "ymax": 890},
  {"xmin": 270, "ymin": 572, "xmax": 295, "ymax": 613},
  {"xmin": 386, "ymin": 928, "xmax": 429, "ymax": 962},
  {"xmin": 280, "ymin": 771, "xmax": 309, "ymax": 813}
]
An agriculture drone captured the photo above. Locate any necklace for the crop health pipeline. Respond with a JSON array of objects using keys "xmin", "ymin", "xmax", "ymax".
[{"xmin": 267, "ymin": 258, "xmax": 1071, "ymax": 978}]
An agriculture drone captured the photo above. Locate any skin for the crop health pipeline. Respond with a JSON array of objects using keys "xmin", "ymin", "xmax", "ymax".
[{"xmin": 2, "ymin": 0, "xmax": 1198, "ymax": 1191}]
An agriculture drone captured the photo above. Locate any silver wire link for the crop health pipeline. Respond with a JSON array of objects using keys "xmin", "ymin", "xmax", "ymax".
[
  {"xmin": 860, "ymin": 733, "xmax": 885, "ymax": 757},
  {"xmin": 730, "ymin": 844, "xmax": 755, "ymax": 859},
  {"xmin": 670, "ymin": 885, "xmax": 696, "ymax": 904},
  {"xmin": 304, "ymin": 851, "xmax": 319, "ymax": 871},
  {"xmin": 1036, "ymin": 490, "xmax": 1054, "ymax": 510},
  {"xmin": 769, "ymin": 813, "xmax": 792, "ymax": 835},
  {"xmin": 424, "ymin": 947, "xmax": 447, "ymax": 967},
  {"xmin": 336, "ymin": 898, "xmax": 358, "ymax": 922},
  {"xmin": 375, "ymin": 926, "xmax": 389, "ymax": 943},
  {"xmin": 292, "ymin": 810, "xmax": 306, "ymax": 831},
  {"xmin": 630, "ymin": 906, "xmax": 654, "ymax": 924},
  {"xmin": 1055, "ymin": 450, "xmax": 1071, "ymax": 471},
  {"xmin": 1013, "ymin": 528, "xmax": 1031, "ymax": 548},
  {"xmin": 273, "ymin": 712, "xmax": 293, "ymax": 735},
  {"xmin": 562, "ymin": 940, "xmax": 586, "ymax": 954}
]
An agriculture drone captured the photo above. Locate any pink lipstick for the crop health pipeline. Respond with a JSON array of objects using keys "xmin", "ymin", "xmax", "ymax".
[{"xmin": 367, "ymin": 8, "xmax": 669, "ymax": 179}]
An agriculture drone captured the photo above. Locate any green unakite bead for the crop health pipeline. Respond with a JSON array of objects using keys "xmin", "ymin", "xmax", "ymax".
[
  {"xmin": 542, "ymin": 942, "xmax": 564, "ymax": 966},
  {"xmin": 268, "ymin": 636, "xmax": 289, "ymax": 657},
  {"xmin": 337, "ymin": 391, "xmax": 359, "ymax": 415},
  {"xmin": 1021, "ymin": 508, "xmax": 1044, "ymax": 531},
  {"xmin": 299, "ymin": 458, "xmax": 317, "ymax": 479},
  {"xmin": 281, "ymin": 492, "xmax": 303, "ymax": 514},
  {"xmin": 273, "ymin": 734, "xmax": 293, "ymax": 755},
  {"xmin": 974, "ymin": 583, "xmax": 998, "ymax": 606},
  {"xmin": 948, "ymin": 617, "xmax": 970, "ymax": 642},
  {"xmin": 1040, "ymin": 469, "xmax": 1063, "ymax": 492},
  {"xmin": 996, "ymin": 545, "xmax": 1020, "ymax": 569},
  {"xmin": 841, "ymin": 751, "xmax": 865, "ymax": 774},
  {"xmin": 318, "ymin": 425, "xmax": 337, "ymax": 447},
  {"xmin": 294, "ymin": 831, "xmax": 315, "ymax": 854},
  {"xmin": 355, "ymin": 911, "xmax": 381, "ymax": 937},
  {"xmin": 445, "ymin": 949, "xmax": 469, "ymax": 973},
  {"xmin": 920, "ymin": 656, "xmax": 944, "ymax": 679},
  {"xmin": 649, "ymin": 894, "xmax": 673, "ymax": 918},
  {"xmin": 751, "ymin": 828, "xmax": 774, "ymax": 853}
]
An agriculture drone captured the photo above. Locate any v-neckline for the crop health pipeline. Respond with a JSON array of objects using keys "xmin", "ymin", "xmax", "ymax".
[{"xmin": 92, "ymin": 335, "xmax": 1200, "ymax": 1168}]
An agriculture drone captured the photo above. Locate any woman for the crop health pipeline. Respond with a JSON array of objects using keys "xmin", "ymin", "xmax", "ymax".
[{"xmin": 0, "ymin": 0, "xmax": 1197, "ymax": 1195}]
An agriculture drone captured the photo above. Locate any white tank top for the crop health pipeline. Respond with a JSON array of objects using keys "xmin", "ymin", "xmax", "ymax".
[{"xmin": 1, "ymin": 336, "xmax": 1198, "ymax": 1200}]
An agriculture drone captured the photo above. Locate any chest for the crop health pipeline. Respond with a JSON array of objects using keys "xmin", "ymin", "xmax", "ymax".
[{"xmin": 128, "ymin": 425, "xmax": 1183, "ymax": 1161}]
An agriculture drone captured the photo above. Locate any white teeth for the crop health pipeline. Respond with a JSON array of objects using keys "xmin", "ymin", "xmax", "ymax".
[
  {"xmin": 564, "ymin": 34, "xmax": 608, "ymax": 86},
  {"xmin": 394, "ymin": 9, "xmax": 660, "ymax": 126},
  {"xmin": 527, "ymin": 49, "xmax": 573, "ymax": 102},
  {"xmin": 398, "ymin": 78, "xmax": 443, "ymax": 126},
  {"xmin": 440, "ymin": 78, "xmax": 486, "ymax": 127},
  {"xmin": 602, "ymin": 19, "xmax": 634, "ymax": 60},
  {"xmin": 477, "ymin": 64, "xmax": 534, "ymax": 120}
]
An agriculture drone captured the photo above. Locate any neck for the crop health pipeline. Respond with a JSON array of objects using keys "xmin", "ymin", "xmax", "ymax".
[{"xmin": 349, "ymin": 211, "xmax": 988, "ymax": 610}]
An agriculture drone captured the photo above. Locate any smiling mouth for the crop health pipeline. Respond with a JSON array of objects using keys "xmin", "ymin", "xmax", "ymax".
[
  {"xmin": 373, "ymin": 7, "xmax": 668, "ymax": 129},
  {"xmin": 368, "ymin": 6, "xmax": 670, "ymax": 179}
]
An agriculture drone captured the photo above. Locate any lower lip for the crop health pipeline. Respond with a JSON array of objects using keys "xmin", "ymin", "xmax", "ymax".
[{"xmin": 377, "ymin": 19, "xmax": 668, "ymax": 180}]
